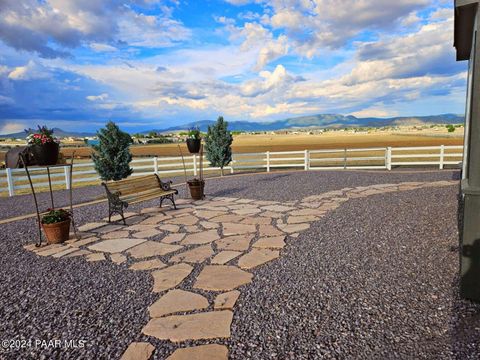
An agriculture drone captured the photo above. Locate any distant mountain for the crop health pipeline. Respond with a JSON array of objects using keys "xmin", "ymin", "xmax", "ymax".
[
  {"xmin": 0, "ymin": 127, "xmax": 95, "ymax": 139},
  {"xmin": 0, "ymin": 114, "xmax": 465, "ymax": 138},
  {"xmin": 158, "ymin": 113, "xmax": 465, "ymax": 132}
]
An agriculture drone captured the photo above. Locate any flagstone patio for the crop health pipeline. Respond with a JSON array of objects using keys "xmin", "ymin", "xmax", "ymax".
[{"xmin": 21, "ymin": 179, "xmax": 458, "ymax": 359}]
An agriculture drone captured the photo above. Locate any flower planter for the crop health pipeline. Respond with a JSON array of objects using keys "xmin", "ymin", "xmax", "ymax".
[
  {"xmin": 29, "ymin": 142, "xmax": 59, "ymax": 165},
  {"xmin": 42, "ymin": 219, "xmax": 71, "ymax": 244},
  {"xmin": 187, "ymin": 179, "xmax": 205, "ymax": 200},
  {"xmin": 186, "ymin": 138, "xmax": 201, "ymax": 154}
]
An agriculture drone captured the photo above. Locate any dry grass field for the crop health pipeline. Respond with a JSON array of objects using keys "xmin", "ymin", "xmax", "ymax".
[{"xmin": 53, "ymin": 131, "xmax": 464, "ymax": 159}]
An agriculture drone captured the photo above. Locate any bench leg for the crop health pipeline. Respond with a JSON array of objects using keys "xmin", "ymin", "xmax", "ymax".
[{"xmin": 160, "ymin": 194, "xmax": 177, "ymax": 210}]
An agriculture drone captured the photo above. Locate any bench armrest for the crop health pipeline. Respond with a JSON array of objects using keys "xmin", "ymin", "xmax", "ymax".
[
  {"xmin": 102, "ymin": 183, "xmax": 128, "ymax": 208},
  {"xmin": 159, "ymin": 179, "xmax": 173, "ymax": 191}
]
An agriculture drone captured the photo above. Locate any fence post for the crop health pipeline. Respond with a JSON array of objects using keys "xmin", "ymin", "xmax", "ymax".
[
  {"xmin": 230, "ymin": 155, "xmax": 234, "ymax": 174},
  {"xmin": 6, "ymin": 168, "xmax": 14, "ymax": 197},
  {"xmin": 304, "ymin": 150, "xmax": 309, "ymax": 170},
  {"xmin": 266, "ymin": 151, "xmax": 270, "ymax": 172},
  {"xmin": 439, "ymin": 145, "xmax": 445, "ymax": 170},
  {"xmin": 343, "ymin": 148, "xmax": 347, "ymax": 169},
  {"xmin": 386, "ymin": 147, "xmax": 392, "ymax": 170},
  {"xmin": 153, "ymin": 156, "xmax": 159, "ymax": 174},
  {"xmin": 64, "ymin": 166, "xmax": 71, "ymax": 190},
  {"xmin": 193, "ymin": 155, "xmax": 198, "ymax": 176}
]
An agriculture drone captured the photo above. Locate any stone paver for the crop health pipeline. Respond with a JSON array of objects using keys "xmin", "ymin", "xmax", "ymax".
[
  {"xmin": 253, "ymin": 236, "xmax": 286, "ymax": 249},
  {"xmin": 158, "ymin": 224, "xmax": 180, "ymax": 233},
  {"xmin": 214, "ymin": 290, "xmax": 240, "ymax": 310},
  {"xmin": 77, "ymin": 222, "xmax": 106, "ymax": 232},
  {"xmin": 166, "ymin": 215, "xmax": 199, "ymax": 226},
  {"xmin": 170, "ymin": 245, "xmax": 214, "ymax": 264},
  {"xmin": 209, "ymin": 214, "xmax": 244, "ymax": 223},
  {"xmin": 222, "ymin": 223, "xmax": 256, "ymax": 236},
  {"xmin": 86, "ymin": 253, "xmax": 106, "ymax": 262},
  {"xmin": 132, "ymin": 228, "xmax": 162, "ymax": 239},
  {"xmin": 200, "ymin": 221, "xmax": 220, "ymax": 229},
  {"xmin": 240, "ymin": 217, "xmax": 271, "ymax": 225},
  {"xmin": 216, "ymin": 234, "xmax": 254, "ymax": 251},
  {"xmin": 142, "ymin": 310, "xmax": 233, "ymax": 342},
  {"xmin": 277, "ymin": 223, "xmax": 311, "ymax": 233},
  {"xmin": 128, "ymin": 241, "xmax": 182, "ymax": 259},
  {"xmin": 211, "ymin": 251, "xmax": 242, "ymax": 265},
  {"xmin": 88, "ymin": 238, "xmax": 146, "ymax": 254},
  {"xmin": 258, "ymin": 224, "xmax": 284, "ymax": 237},
  {"xmin": 64, "ymin": 249, "xmax": 91, "ymax": 258},
  {"xmin": 261, "ymin": 204, "xmax": 295, "ymax": 212},
  {"xmin": 110, "ymin": 253, "xmax": 127, "ymax": 264},
  {"xmin": 161, "ymin": 233, "xmax": 186, "ymax": 244},
  {"xmin": 37, "ymin": 245, "xmax": 71, "ymax": 257},
  {"xmin": 101, "ymin": 230, "xmax": 130, "ymax": 240},
  {"xmin": 94, "ymin": 224, "xmax": 125, "ymax": 234},
  {"xmin": 237, "ymin": 249, "xmax": 280, "ymax": 270},
  {"xmin": 51, "ymin": 247, "xmax": 78, "ymax": 258},
  {"xmin": 181, "ymin": 230, "xmax": 220, "ymax": 245},
  {"xmin": 70, "ymin": 236, "xmax": 99, "ymax": 248},
  {"xmin": 194, "ymin": 265, "xmax": 253, "ymax": 291},
  {"xmin": 130, "ymin": 258, "xmax": 166, "ymax": 271},
  {"xmin": 286, "ymin": 215, "xmax": 319, "ymax": 224},
  {"xmin": 121, "ymin": 342, "xmax": 155, "ymax": 360},
  {"xmin": 152, "ymin": 263, "xmax": 193, "ymax": 292},
  {"xmin": 166, "ymin": 344, "xmax": 228, "ymax": 360},
  {"xmin": 149, "ymin": 289, "xmax": 209, "ymax": 318}
]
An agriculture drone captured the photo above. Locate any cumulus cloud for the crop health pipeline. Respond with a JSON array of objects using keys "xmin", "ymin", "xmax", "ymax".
[{"xmin": 0, "ymin": 0, "xmax": 190, "ymax": 58}]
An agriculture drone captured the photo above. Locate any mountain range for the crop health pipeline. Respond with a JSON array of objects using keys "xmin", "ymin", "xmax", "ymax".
[
  {"xmin": 158, "ymin": 113, "xmax": 464, "ymax": 132},
  {"xmin": 0, "ymin": 114, "xmax": 464, "ymax": 138}
]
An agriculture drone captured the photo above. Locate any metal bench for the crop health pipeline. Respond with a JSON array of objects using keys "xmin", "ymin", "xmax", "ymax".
[{"xmin": 102, "ymin": 174, "xmax": 178, "ymax": 224}]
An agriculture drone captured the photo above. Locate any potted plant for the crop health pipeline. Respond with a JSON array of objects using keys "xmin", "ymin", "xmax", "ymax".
[
  {"xmin": 41, "ymin": 209, "xmax": 71, "ymax": 244},
  {"xmin": 186, "ymin": 127, "xmax": 201, "ymax": 153},
  {"xmin": 26, "ymin": 126, "xmax": 60, "ymax": 165}
]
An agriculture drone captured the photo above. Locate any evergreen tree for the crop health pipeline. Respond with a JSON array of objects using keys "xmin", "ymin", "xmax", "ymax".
[
  {"xmin": 92, "ymin": 121, "xmax": 133, "ymax": 181},
  {"xmin": 205, "ymin": 116, "xmax": 233, "ymax": 176}
]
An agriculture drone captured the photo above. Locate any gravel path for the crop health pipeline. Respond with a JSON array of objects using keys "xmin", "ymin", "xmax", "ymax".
[{"xmin": 0, "ymin": 169, "xmax": 478, "ymax": 359}]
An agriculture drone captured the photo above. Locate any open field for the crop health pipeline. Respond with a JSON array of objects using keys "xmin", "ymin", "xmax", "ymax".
[{"xmin": 54, "ymin": 132, "xmax": 466, "ymax": 159}]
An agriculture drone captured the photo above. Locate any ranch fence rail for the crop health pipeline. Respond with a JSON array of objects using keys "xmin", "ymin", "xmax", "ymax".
[{"xmin": 0, "ymin": 145, "xmax": 463, "ymax": 197}]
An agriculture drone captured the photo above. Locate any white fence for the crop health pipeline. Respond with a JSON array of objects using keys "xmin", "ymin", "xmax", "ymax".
[{"xmin": 0, "ymin": 145, "xmax": 463, "ymax": 197}]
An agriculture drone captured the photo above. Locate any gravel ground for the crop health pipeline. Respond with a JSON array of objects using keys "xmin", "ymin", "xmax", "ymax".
[
  {"xmin": 0, "ymin": 168, "xmax": 458, "ymax": 220},
  {"xmin": 0, "ymin": 169, "xmax": 478, "ymax": 359}
]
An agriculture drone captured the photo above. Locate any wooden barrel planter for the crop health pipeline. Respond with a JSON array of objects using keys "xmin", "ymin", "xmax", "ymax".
[{"xmin": 187, "ymin": 179, "xmax": 205, "ymax": 200}]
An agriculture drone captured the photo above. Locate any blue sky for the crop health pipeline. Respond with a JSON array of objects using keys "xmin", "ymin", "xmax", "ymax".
[{"xmin": 0, "ymin": 0, "xmax": 467, "ymax": 134}]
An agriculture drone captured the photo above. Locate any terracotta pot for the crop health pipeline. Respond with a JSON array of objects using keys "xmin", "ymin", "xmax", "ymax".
[
  {"xmin": 186, "ymin": 138, "xmax": 201, "ymax": 153},
  {"xmin": 42, "ymin": 219, "xmax": 71, "ymax": 244},
  {"xmin": 187, "ymin": 180, "xmax": 205, "ymax": 200},
  {"xmin": 29, "ymin": 142, "xmax": 59, "ymax": 165}
]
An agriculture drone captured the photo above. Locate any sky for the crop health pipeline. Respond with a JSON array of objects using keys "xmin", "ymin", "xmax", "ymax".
[{"xmin": 0, "ymin": 0, "xmax": 468, "ymax": 134}]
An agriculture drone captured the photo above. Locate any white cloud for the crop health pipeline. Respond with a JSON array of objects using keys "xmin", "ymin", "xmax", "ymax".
[
  {"xmin": 90, "ymin": 43, "xmax": 118, "ymax": 52},
  {"xmin": 8, "ymin": 61, "xmax": 49, "ymax": 81},
  {"xmin": 86, "ymin": 93, "xmax": 109, "ymax": 101}
]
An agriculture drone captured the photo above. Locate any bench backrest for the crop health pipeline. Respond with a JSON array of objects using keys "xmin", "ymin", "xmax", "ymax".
[{"xmin": 104, "ymin": 174, "xmax": 161, "ymax": 196}]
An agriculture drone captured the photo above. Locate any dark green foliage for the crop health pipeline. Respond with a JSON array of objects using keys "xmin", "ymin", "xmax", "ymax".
[
  {"xmin": 92, "ymin": 121, "xmax": 133, "ymax": 181},
  {"xmin": 41, "ymin": 209, "xmax": 71, "ymax": 224},
  {"xmin": 446, "ymin": 124, "xmax": 455, "ymax": 133},
  {"xmin": 205, "ymin": 116, "xmax": 233, "ymax": 175}
]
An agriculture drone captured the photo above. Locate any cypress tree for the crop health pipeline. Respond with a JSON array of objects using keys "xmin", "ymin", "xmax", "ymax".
[
  {"xmin": 92, "ymin": 121, "xmax": 133, "ymax": 181},
  {"xmin": 205, "ymin": 116, "xmax": 233, "ymax": 176}
]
